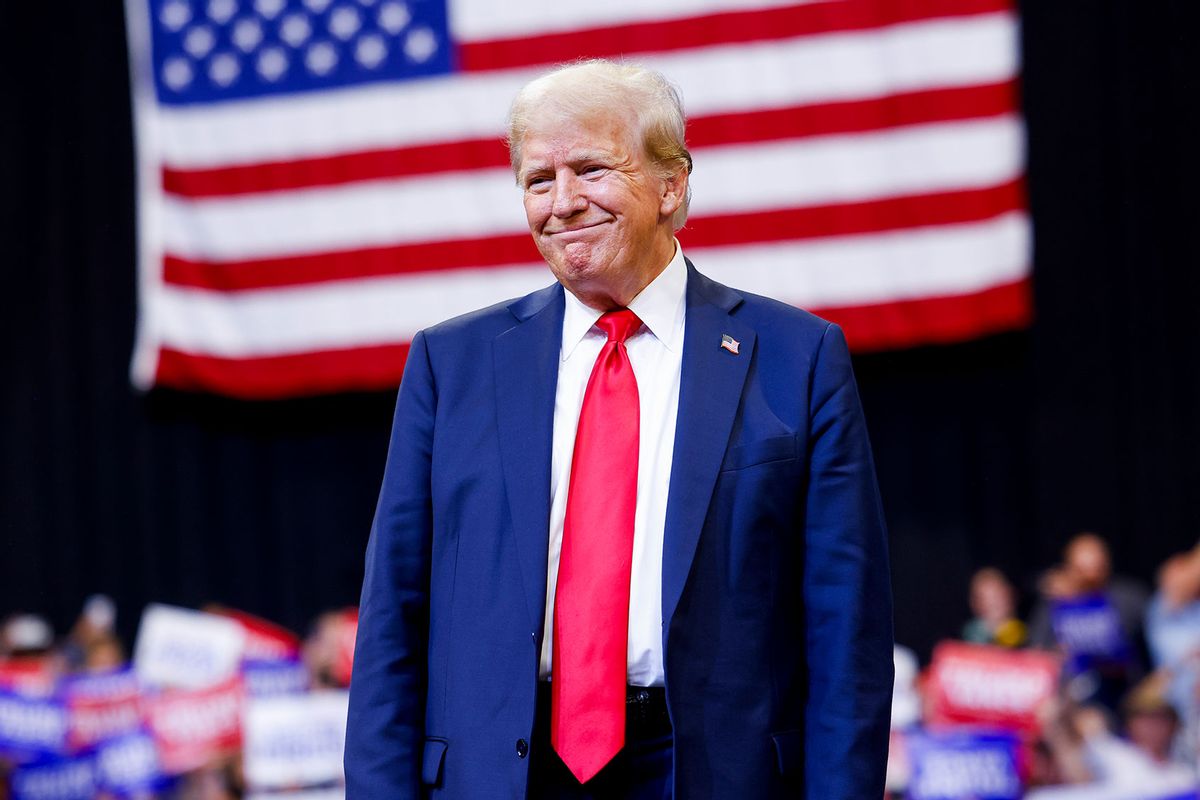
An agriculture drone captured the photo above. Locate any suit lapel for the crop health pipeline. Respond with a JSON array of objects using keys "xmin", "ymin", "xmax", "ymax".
[
  {"xmin": 494, "ymin": 283, "xmax": 564, "ymax": 634},
  {"xmin": 662, "ymin": 263, "xmax": 754, "ymax": 630}
]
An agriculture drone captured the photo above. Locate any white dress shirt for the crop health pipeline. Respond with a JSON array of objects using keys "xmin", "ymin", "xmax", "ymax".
[{"xmin": 538, "ymin": 242, "xmax": 687, "ymax": 687}]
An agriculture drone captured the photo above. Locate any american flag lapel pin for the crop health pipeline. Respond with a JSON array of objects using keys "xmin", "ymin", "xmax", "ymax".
[{"xmin": 720, "ymin": 334, "xmax": 740, "ymax": 355}]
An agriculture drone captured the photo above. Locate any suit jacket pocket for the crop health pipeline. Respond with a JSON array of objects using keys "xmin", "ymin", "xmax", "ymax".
[
  {"xmin": 771, "ymin": 729, "xmax": 802, "ymax": 776},
  {"xmin": 421, "ymin": 738, "xmax": 448, "ymax": 786},
  {"xmin": 721, "ymin": 434, "xmax": 797, "ymax": 472}
]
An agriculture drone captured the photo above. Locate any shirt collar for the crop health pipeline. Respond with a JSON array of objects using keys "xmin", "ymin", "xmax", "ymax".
[{"xmin": 560, "ymin": 240, "xmax": 688, "ymax": 361}]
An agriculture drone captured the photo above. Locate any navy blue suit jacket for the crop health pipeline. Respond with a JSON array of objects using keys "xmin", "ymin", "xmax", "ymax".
[{"xmin": 345, "ymin": 262, "xmax": 894, "ymax": 799}]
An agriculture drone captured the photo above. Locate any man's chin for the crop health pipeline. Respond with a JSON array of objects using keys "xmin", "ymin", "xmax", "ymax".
[{"xmin": 543, "ymin": 242, "xmax": 609, "ymax": 280}]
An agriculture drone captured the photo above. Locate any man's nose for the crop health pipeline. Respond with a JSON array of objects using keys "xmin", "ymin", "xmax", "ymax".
[{"xmin": 551, "ymin": 171, "xmax": 588, "ymax": 218}]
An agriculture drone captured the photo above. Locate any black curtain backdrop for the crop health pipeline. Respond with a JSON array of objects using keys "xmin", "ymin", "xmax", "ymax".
[{"xmin": 3, "ymin": 2, "xmax": 1198, "ymax": 660}]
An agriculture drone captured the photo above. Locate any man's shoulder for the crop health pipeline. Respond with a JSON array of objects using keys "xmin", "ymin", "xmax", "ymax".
[
  {"xmin": 691, "ymin": 265, "xmax": 834, "ymax": 340},
  {"xmin": 419, "ymin": 281, "xmax": 560, "ymax": 344}
]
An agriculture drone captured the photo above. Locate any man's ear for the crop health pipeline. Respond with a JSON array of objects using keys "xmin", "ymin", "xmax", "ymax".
[{"xmin": 659, "ymin": 168, "xmax": 688, "ymax": 219}]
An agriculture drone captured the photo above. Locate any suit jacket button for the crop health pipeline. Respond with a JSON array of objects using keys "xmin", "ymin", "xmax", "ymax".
[{"xmin": 516, "ymin": 738, "xmax": 529, "ymax": 758}]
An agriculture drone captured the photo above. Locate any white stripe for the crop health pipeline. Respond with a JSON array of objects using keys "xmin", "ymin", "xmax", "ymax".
[
  {"xmin": 156, "ymin": 213, "xmax": 1029, "ymax": 356},
  {"xmin": 152, "ymin": 13, "xmax": 1017, "ymax": 168},
  {"xmin": 450, "ymin": 0, "xmax": 829, "ymax": 41},
  {"xmin": 160, "ymin": 115, "xmax": 1023, "ymax": 261},
  {"xmin": 693, "ymin": 210, "xmax": 1030, "ymax": 307}
]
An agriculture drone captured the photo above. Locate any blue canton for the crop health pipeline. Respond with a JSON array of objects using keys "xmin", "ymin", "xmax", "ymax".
[{"xmin": 147, "ymin": 0, "xmax": 453, "ymax": 105}]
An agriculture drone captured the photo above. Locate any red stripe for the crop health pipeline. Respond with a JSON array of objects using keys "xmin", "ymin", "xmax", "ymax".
[
  {"xmin": 163, "ymin": 179, "xmax": 1026, "ymax": 291},
  {"xmin": 824, "ymin": 276, "xmax": 1031, "ymax": 352},
  {"xmin": 459, "ymin": 0, "xmax": 1014, "ymax": 73},
  {"xmin": 155, "ymin": 343, "xmax": 412, "ymax": 399},
  {"xmin": 152, "ymin": 278, "xmax": 1031, "ymax": 398},
  {"xmin": 161, "ymin": 81, "xmax": 1018, "ymax": 199}
]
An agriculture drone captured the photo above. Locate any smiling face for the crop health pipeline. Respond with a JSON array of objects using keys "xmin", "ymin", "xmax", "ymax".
[{"xmin": 517, "ymin": 107, "xmax": 686, "ymax": 310}]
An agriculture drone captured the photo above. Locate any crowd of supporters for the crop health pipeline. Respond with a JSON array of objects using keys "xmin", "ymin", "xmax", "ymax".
[
  {"xmin": 888, "ymin": 534, "xmax": 1200, "ymax": 799},
  {"xmin": 1, "ymin": 533, "xmax": 1198, "ymax": 798}
]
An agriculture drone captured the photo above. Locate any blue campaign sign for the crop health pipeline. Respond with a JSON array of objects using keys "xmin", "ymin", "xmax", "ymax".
[
  {"xmin": 95, "ymin": 730, "xmax": 171, "ymax": 798},
  {"xmin": 9, "ymin": 755, "xmax": 96, "ymax": 800},
  {"xmin": 242, "ymin": 658, "xmax": 311, "ymax": 697},
  {"xmin": 0, "ymin": 689, "xmax": 69, "ymax": 761},
  {"xmin": 1050, "ymin": 593, "xmax": 1130, "ymax": 671},
  {"xmin": 907, "ymin": 729, "xmax": 1022, "ymax": 800}
]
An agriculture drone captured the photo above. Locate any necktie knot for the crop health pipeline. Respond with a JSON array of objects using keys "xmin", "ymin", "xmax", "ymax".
[{"xmin": 596, "ymin": 309, "xmax": 642, "ymax": 344}]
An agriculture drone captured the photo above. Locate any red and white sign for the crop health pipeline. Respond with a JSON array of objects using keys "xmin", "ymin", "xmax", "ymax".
[
  {"xmin": 211, "ymin": 607, "xmax": 302, "ymax": 662},
  {"xmin": 143, "ymin": 675, "xmax": 245, "ymax": 774},
  {"xmin": 0, "ymin": 658, "xmax": 56, "ymax": 696},
  {"xmin": 65, "ymin": 671, "xmax": 144, "ymax": 752},
  {"xmin": 925, "ymin": 641, "xmax": 1060, "ymax": 734}
]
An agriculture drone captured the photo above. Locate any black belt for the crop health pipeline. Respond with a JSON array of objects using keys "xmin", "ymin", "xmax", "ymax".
[{"xmin": 537, "ymin": 683, "xmax": 672, "ymax": 741}]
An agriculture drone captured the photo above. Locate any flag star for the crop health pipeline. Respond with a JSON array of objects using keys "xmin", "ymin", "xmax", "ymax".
[
  {"xmin": 159, "ymin": 0, "xmax": 192, "ymax": 31},
  {"xmin": 354, "ymin": 34, "xmax": 386, "ymax": 69},
  {"xmin": 280, "ymin": 13, "xmax": 312, "ymax": 47},
  {"xmin": 305, "ymin": 41, "xmax": 338, "ymax": 75},
  {"xmin": 162, "ymin": 56, "xmax": 194, "ymax": 90},
  {"xmin": 403, "ymin": 26, "xmax": 437, "ymax": 63},
  {"xmin": 208, "ymin": 52, "xmax": 241, "ymax": 86},
  {"xmin": 206, "ymin": 0, "xmax": 237, "ymax": 25},
  {"xmin": 329, "ymin": 6, "xmax": 361, "ymax": 40},
  {"xmin": 303, "ymin": 0, "xmax": 332, "ymax": 12},
  {"xmin": 253, "ymin": 0, "xmax": 285, "ymax": 19},
  {"xmin": 183, "ymin": 25, "xmax": 216, "ymax": 58},
  {"xmin": 255, "ymin": 45, "xmax": 288, "ymax": 80},
  {"xmin": 232, "ymin": 17, "xmax": 263, "ymax": 52},
  {"xmin": 377, "ymin": 1, "xmax": 409, "ymax": 34}
]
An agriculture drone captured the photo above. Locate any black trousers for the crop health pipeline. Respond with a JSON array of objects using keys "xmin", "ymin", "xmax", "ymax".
[{"xmin": 526, "ymin": 687, "xmax": 674, "ymax": 800}]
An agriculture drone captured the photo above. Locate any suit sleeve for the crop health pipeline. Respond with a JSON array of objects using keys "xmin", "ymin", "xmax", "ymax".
[
  {"xmin": 345, "ymin": 331, "xmax": 436, "ymax": 799},
  {"xmin": 802, "ymin": 323, "xmax": 894, "ymax": 800}
]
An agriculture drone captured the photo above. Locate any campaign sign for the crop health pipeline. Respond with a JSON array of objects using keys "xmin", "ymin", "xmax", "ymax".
[
  {"xmin": 907, "ymin": 729, "xmax": 1022, "ymax": 800},
  {"xmin": 212, "ymin": 607, "xmax": 302, "ymax": 662},
  {"xmin": 133, "ymin": 604, "xmax": 246, "ymax": 690},
  {"xmin": 95, "ymin": 730, "xmax": 169, "ymax": 797},
  {"xmin": 9, "ymin": 755, "xmax": 96, "ymax": 800},
  {"xmin": 926, "ymin": 642, "xmax": 1060, "ymax": 734},
  {"xmin": 243, "ymin": 690, "xmax": 349, "ymax": 790},
  {"xmin": 0, "ymin": 659, "xmax": 56, "ymax": 696},
  {"xmin": 63, "ymin": 668, "xmax": 143, "ymax": 751},
  {"xmin": 143, "ymin": 675, "xmax": 244, "ymax": 774},
  {"xmin": 243, "ymin": 658, "xmax": 310, "ymax": 698},
  {"xmin": 0, "ymin": 689, "xmax": 68, "ymax": 761},
  {"xmin": 246, "ymin": 791, "xmax": 345, "ymax": 800},
  {"xmin": 1050, "ymin": 594, "xmax": 1131, "ymax": 671}
]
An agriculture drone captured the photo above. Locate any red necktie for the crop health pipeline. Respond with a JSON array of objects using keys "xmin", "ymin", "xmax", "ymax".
[{"xmin": 551, "ymin": 309, "xmax": 642, "ymax": 783}]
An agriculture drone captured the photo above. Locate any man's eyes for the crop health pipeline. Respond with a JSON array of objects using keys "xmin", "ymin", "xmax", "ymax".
[{"xmin": 525, "ymin": 165, "xmax": 609, "ymax": 189}]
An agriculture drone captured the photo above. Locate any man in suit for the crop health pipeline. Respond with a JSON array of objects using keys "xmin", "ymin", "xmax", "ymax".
[{"xmin": 345, "ymin": 60, "xmax": 894, "ymax": 799}]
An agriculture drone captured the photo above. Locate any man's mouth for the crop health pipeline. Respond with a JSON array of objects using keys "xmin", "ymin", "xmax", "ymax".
[{"xmin": 547, "ymin": 220, "xmax": 608, "ymax": 236}]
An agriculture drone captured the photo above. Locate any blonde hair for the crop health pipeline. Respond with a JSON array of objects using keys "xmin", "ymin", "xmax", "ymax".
[{"xmin": 506, "ymin": 59, "xmax": 693, "ymax": 228}]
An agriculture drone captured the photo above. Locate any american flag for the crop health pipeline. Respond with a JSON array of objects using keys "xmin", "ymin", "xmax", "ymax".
[{"xmin": 125, "ymin": 0, "xmax": 1030, "ymax": 399}]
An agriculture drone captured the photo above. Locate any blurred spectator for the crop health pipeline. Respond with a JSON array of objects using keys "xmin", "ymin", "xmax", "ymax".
[
  {"xmin": 0, "ymin": 613, "xmax": 57, "ymax": 694},
  {"xmin": 1145, "ymin": 542, "xmax": 1200, "ymax": 766},
  {"xmin": 1120, "ymin": 673, "xmax": 1184, "ymax": 768},
  {"xmin": 1028, "ymin": 533, "xmax": 1150, "ymax": 710},
  {"xmin": 1036, "ymin": 686, "xmax": 1192, "ymax": 793},
  {"xmin": 1029, "ymin": 533, "xmax": 1150, "ymax": 649},
  {"xmin": 303, "ymin": 608, "xmax": 356, "ymax": 689},
  {"xmin": 0, "ymin": 613, "xmax": 53, "ymax": 658},
  {"xmin": 962, "ymin": 567, "xmax": 1027, "ymax": 648},
  {"xmin": 59, "ymin": 594, "xmax": 121, "ymax": 673}
]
